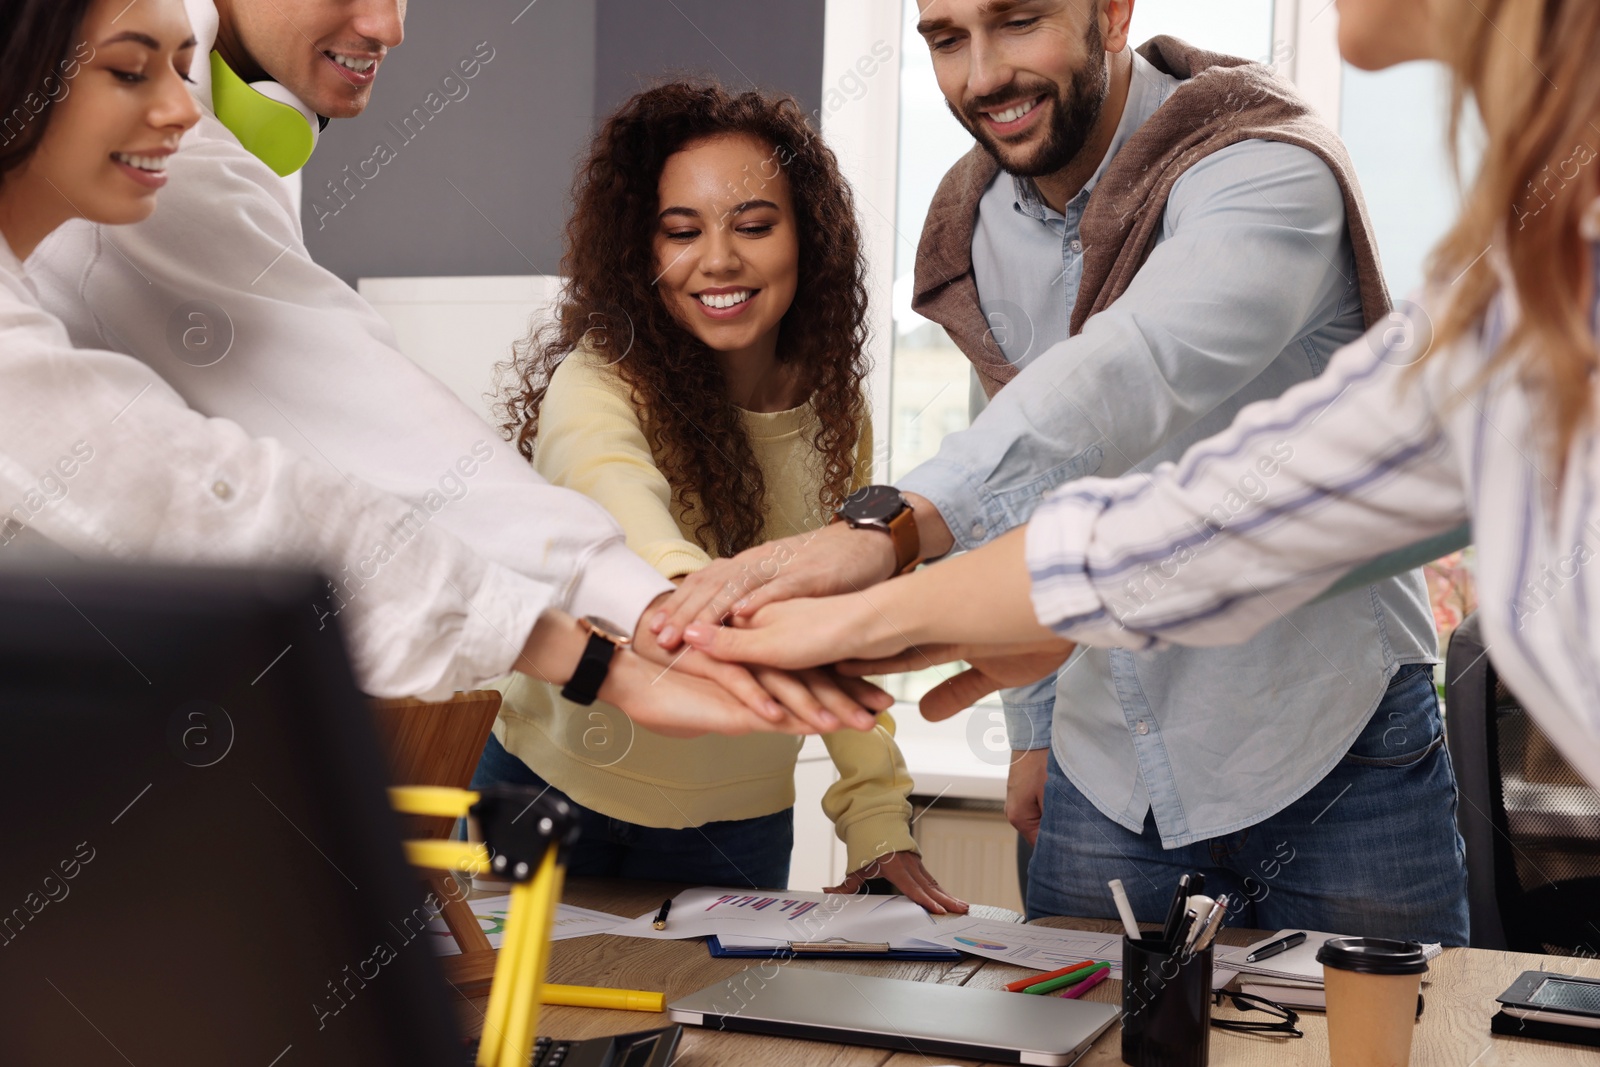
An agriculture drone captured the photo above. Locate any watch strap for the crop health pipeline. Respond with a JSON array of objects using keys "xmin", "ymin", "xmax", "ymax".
[
  {"xmin": 560, "ymin": 631, "xmax": 619, "ymax": 706},
  {"xmin": 886, "ymin": 502, "xmax": 923, "ymax": 576}
]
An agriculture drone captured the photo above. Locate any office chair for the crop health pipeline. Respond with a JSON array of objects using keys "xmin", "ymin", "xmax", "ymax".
[{"xmin": 1444, "ymin": 613, "xmax": 1600, "ymax": 955}]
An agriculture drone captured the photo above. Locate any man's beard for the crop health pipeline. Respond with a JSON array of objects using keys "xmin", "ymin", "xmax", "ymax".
[{"xmin": 951, "ymin": 21, "xmax": 1109, "ymax": 179}]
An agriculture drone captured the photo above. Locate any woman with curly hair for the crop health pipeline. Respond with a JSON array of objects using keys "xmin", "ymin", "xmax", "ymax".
[{"xmin": 481, "ymin": 82, "xmax": 964, "ymax": 909}]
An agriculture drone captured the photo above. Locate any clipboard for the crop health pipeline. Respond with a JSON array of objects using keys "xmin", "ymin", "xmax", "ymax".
[{"xmin": 706, "ymin": 936, "xmax": 961, "ymax": 961}]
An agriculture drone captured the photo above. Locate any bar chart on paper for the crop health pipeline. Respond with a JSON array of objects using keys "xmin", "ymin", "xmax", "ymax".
[
  {"xmin": 610, "ymin": 886, "xmax": 943, "ymax": 949},
  {"xmin": 705, "ymin": 894, "xmax": 822, "ymax": 920}
]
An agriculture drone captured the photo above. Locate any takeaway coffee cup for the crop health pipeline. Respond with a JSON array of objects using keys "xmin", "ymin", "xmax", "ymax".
[{"xmin": 1316, "ymin": 937, "xmax": 1429, "ymax": 1066}]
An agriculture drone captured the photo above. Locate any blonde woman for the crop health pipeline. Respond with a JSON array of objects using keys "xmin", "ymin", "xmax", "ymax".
[{"xmin": 689, "ymin": 0, "xmax": 1600, "ymax": 796}]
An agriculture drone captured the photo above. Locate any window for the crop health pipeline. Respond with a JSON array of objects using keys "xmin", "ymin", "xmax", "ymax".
[{"xmin": 1341, "ymin": 58, "xmax": 1479, "ymax": 649}]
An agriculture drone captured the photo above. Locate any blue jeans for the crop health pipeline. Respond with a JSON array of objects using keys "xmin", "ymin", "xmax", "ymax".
[
  {"xmin": 471, "ymin": 733, "xmax": 794, "ymax": 889},
  {"xmin": 1027, "ymin": 664, "xmax": 1470, "ymax": 945}
]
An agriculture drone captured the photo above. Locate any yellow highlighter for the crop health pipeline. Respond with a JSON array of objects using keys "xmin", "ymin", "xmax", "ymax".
[{"xmin": 543, "ymin": 984, "xmax": 666, "ymax": 1013}]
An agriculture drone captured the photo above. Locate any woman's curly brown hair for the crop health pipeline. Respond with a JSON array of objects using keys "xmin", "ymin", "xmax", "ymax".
[{"xmin": 497, "ymin": 81, "xmax": 871, "ymax": 558}]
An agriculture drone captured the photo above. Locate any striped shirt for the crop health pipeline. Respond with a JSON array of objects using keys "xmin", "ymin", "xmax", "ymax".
[{"xmin": 1027, "ymin": 245, "xmax": 1600, "ymax": 788}]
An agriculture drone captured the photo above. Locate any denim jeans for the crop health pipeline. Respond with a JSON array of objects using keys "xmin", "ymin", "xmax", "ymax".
[
  {"xmin": 1026, "ymin": 664, "xmax": 1470, "ymax": 945},
  {"xmin": 471, "ymin": 733, "xmax": 795, "ymax": 889}
]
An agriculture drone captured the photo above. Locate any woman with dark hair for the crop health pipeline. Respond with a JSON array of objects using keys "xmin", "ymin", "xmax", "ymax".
[
  {"xmin": 0, "ymin": 0, "xmax": 816, "ymax": 734},
  {"xmin": 489, "ymin": 82, "xmax": 963, "ymax": 908}
]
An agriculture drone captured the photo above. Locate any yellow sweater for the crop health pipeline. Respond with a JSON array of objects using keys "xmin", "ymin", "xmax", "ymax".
[{"xmin": 491, "ymin": 349, "xmax": 916, "ymax": 873}]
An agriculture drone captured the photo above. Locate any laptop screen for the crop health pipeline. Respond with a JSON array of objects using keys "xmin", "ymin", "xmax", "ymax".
[{"xmin": 0, "ymin": 564, "xmax": 462, "ymax": 1067}]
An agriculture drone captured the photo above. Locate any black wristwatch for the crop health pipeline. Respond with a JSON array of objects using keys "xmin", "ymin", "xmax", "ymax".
[
  {"xmin": 559, "ymin": 616, "xmax": 631, "ymax": 706},
  {"xmin": 834, "ymin": 485, "xmax": 923, "ymax": 577}
]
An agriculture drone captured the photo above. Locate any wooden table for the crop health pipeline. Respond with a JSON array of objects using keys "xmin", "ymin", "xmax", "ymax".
[{"xmin": 453, "ymin": 878, "xmax": 1600, "ymax": 1066}]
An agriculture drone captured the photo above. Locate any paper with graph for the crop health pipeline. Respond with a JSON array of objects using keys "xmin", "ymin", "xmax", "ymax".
[
  {"xmin": 428, "ymin": 896, "xmax": 627, "ymax": 955},
  {"xmin": 924, "ymin": 916, "xmax": 1249, "ymax": 982},
  {"xmin": 609, "ymin": 886, "xmax": 943, "ymax": 949}
]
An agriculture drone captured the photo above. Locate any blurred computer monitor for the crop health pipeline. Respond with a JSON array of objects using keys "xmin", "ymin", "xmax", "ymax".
[{"xmin": 0, "ymin": 563, "xmax": 462, "ymax": 1066}]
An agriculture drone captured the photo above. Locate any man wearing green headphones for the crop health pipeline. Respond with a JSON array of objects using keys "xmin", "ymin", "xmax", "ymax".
[{"xmin": 22, "ymin": 0, "xmax": 882, "ymax": 730}]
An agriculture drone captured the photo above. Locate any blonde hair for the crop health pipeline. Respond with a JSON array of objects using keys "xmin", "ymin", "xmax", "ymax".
[{"xmin": 1428, "ymin": 0, "xmax": 1600, "ymax": 465}]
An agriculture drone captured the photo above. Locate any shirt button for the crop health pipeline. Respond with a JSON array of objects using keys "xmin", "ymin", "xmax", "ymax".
[
  {"xmin": 971, "ymin": 522, "xmax": 986, "ymax": 540},
  {"xmin": 212, "ymin": 480, "xmax": 233, "ymax": 500},
  {"xmin": 1070, "ymin": 239, "xmax": 1083, "ymax": 254},
  {"xmin": 1135, "ymin": 721, "xmax": 1149, "ymax": 735}
]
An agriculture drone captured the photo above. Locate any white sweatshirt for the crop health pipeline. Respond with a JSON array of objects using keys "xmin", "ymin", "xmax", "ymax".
[
  {"xmin": 0, "ymin": 241, "xmax": 544, "ymax": 700},
  {"xmin": 26, "ymin": 0, "xmax": 671, "ymax": 644}
]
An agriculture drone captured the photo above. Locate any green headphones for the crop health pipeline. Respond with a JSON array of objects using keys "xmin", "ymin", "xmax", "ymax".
[{"xmin": 209, "ymin": 51, "xmax": 324, "ymax": 177}]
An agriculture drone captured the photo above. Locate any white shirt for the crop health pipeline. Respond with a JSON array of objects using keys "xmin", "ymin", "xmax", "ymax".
[
  {"xmin": 27, "ymin": 0, "xmax": 671, "ymax": 642},
  {"xmin": 1025, "ymin": 244, "xmax": 1600, "ymax": 789},
  {"xmin": 0, "ymin": 241, "xmax": 544, "ymax": 700}
]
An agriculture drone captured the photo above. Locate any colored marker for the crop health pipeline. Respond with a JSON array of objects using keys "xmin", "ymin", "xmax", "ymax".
[
  {"xmin": 1061, "ymin": 967, "xmax": 1111, "ymax": 1000},
  {"xmin": 1005, "ymin": 958, "xmax": 1097, "ymax": 993},
  {"xmin": 1025, "ymin": 961, "xmax": 1110, "ymax": 995}
]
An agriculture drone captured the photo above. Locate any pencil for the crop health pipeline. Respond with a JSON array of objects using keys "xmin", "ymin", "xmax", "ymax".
[{"xmin": 1005, "ymin": 958, "xmax": 1097, "ymax": 993}]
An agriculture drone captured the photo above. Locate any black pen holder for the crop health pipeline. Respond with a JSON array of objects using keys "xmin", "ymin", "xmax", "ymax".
[{"xmin": 1120, "ymin": 937, "xmax": 1212, "ymax": 1067}]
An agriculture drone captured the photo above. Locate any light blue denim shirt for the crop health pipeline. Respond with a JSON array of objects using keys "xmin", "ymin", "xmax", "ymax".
[{"xmin": 897, "ymin": 53, "xmax": 1438, "ymax": 846}]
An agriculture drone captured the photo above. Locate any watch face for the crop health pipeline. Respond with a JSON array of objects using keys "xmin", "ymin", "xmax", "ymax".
[
  {"xmin": 582, "ymin": 615, "xmax": 632, "ymax": 645},
  {"xmin": 840, "ymin": 485, "xmax": 906, "ymax": 524}
]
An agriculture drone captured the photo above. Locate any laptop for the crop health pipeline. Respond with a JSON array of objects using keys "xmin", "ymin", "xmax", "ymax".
[
  {"xmin": 668, "ymin": 965, "xmax": 1119, "ymax": 1065},
  {"xmin": 0, "ymin": 562, "xmax": 676, "ymax": 1067}
]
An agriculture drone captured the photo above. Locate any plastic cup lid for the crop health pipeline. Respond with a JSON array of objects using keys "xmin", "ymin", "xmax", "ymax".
[{"xmin": 1316, "ymin": 937, "xmax": 1430, "ymax": 975}]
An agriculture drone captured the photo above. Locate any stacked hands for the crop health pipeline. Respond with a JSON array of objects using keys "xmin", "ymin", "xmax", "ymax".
[
  {"xmin": 650, "ymin": 519, "xmax": 1074, "ymax": 721},
  {"xmin": 629, "ymin": 518, "xmax": 1078, "ymax": 903}
]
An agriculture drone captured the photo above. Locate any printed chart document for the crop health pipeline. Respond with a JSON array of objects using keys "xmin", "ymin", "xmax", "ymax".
[
  {"xmin": 610, "ymin": 887, "xmax": 944, "ymax": 950},
  {"xmin": 924, "ymin": 916, "xmax": 1248, "ymax": 982},
  {"xmin": 428, "ymin": 897, "xmax": 627, "ymax": 956}
]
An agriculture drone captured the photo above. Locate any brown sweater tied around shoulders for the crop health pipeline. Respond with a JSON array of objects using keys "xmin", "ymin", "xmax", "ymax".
[{"xmin": 912, "ymin": 35, "xmax": 1391, "ymax": 399}]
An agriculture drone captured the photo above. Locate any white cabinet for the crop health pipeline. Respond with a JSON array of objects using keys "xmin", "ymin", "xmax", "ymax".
[
  {"xmin": 358, "ymin": 274, "xmax": 565, "ymax": 427},
  {"xmin": 788, "ymin": 706, "xmax": 1021, "ymax": 911}
]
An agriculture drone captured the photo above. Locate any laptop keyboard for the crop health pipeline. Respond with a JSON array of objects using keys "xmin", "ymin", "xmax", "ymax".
[
  {"xmin": 530, "ymin": 1037, "xmax": 574, "ymax": 1066},
  {"xmin": 464, "ymin": 1037, "xmax": 573, "ymax": 1066}
]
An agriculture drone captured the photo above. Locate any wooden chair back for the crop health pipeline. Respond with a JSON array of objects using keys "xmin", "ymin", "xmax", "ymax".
[
  {"xmin": 369, "ymin": 689, "xmax": 502, "ymax": 839},
  {"xmin": 369, "ymin": 689, "xmax": 504, "ymax": 968}
]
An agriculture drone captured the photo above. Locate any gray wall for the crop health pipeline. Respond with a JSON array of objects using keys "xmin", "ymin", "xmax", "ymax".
[
  {"xmin": 303, "ymin": 0, "xmax": 827, "ymax": 284},
  {"xmin": 594, "ymin": 0, "xmax": 824, "ymax": 118}
]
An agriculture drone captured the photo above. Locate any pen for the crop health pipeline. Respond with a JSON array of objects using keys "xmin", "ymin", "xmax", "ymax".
[
  {"xmin": 543, "ymin": 984, "xmax": 665, "ymax": 1013},
  {"xmin": 1160, "ymin": 874, "xmax": 1191, "ymax": 943},
  {"xmin": 1024, "ymin": 961, "xmax": 1110, "ymax": 995},
  {"xmin": 1168, "ymin": 908, "xmax": 1198, "ymax": 960},
  {"xmin": 1180, "ymin": 896, "xmax": 1214, "ymax": 953},
  {"xmin": 1060, "ymin": 967, "xmax": 1111, "ymax": 1000},
  {"xmin": 652, "ymin": 898, "xmax": 672, "ymax": 931},
  {"xmin": 1108, "ymin": 879, "xmax": 1141, "ymax": 940},
  {"xmin": 1005, "ymin": 959, "xmax": 1097, "ymax": 993},
  {"xmin": 1245, "ymin": 930, "xmax": 1307, "ymax": 963},
  {"xmin": 1193, "ymin": 895, "xmax": 1228, "ymax": 953}
]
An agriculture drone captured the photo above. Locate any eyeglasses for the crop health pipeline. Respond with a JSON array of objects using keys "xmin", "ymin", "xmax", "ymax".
[{"xmin": 1210, "ymin": 990, "xmax": 1304, "ymax": 1038}]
